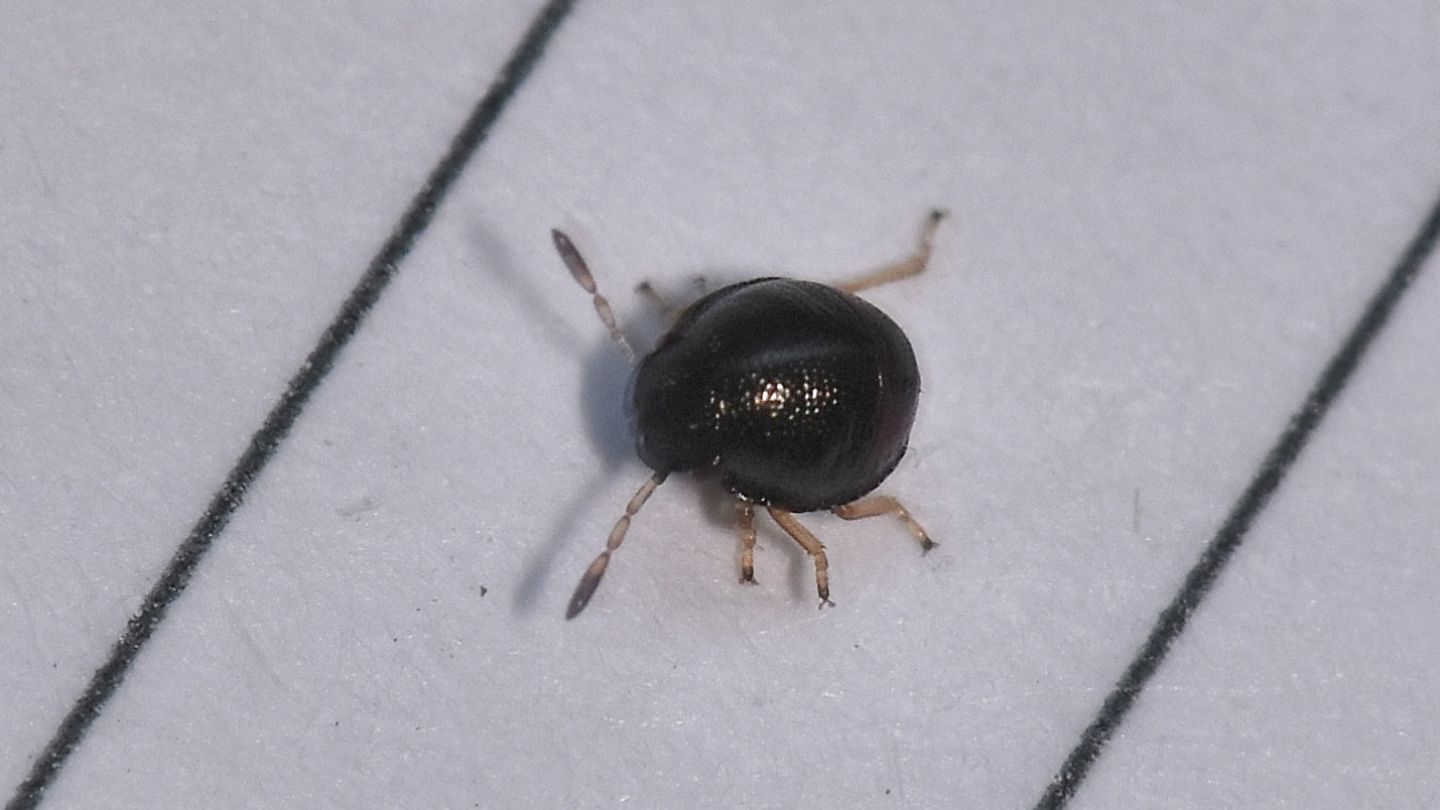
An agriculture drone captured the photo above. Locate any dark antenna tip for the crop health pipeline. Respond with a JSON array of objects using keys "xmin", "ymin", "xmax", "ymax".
[{"xmin": 564, "ymin": 553, "xmax": 609, "ymax": 619}]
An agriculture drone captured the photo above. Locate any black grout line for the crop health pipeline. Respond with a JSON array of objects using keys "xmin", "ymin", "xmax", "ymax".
[
  {"xmin": 1033, "ymin": 190, "xmax": 1440, "ymax": 810},
  {"xmin": 5, "ymin": 2, "xmax": 577, "ymax": 808}
]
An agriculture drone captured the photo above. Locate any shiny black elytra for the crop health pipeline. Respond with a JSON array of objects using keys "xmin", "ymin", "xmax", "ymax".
[
  {"xmin": 632, "ymin": 278, "xmax": 918, "ymax": 510},
  {"xmin": 554, "ymin": 211, "xmax": 945, "ymax": 618}
]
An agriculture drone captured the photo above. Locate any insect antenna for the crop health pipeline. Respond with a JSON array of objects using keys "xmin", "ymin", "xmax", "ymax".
[
  {"xmin": 566, "ymin": 471, "xmax": 669, "ymax": 619},
  {"xmin": 551, "ymin": 229, "xmax": 638, "ymax": 362}
]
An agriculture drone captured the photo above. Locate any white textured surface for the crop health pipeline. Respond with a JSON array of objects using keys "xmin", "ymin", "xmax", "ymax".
[
  {"xmin": 3, "ymin": 3, "xmax": 1438, "ymax": 808},
  {"xmin": 1072, "ymin": 252, "xmax": 1440, "ymax": 808}
]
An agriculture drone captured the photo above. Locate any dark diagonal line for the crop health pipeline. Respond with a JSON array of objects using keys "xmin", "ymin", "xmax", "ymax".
[
  {"xmin": 1034, "ymin": 191, "xmax": 1440, "ymax": 810},
  {"xmin": 7, "ymin": 3, "xmax": 577, "ymax": 808}
]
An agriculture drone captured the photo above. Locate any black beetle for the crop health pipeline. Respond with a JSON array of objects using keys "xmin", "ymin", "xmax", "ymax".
[{"xmin": 553, "ymin": 210, "xmax": 945, "ymax": 618}]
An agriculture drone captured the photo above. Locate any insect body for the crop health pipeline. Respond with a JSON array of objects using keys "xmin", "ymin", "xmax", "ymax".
[
  {"xmin": 632, "ymin": 278, "xmax": 918, "ymax": 511},
  {"xmin": 554, "ymin": 211, "xmax": 945, "ymax": 618}
]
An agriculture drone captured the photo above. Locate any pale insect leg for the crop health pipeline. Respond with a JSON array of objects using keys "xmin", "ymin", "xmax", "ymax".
[
  {"xmin": 832, "ymin": 494, "xmax": 936, "ymax": 552},
  {"xmin": 766, "ymin": 507, "xmax": 835, "ymax": 609},
  {"xmin": 636, "ymin": 275, "xmax": 711, "ymax": 325},
  {"xmin": 737, "ymin": 499, "xmax": 757, "ymax": 584},
  {"xmin": 833, "ymin": 208, "xmax": 948, "ymax": 294},
  {"xmin": 634, "ymin": 280, "xmax": 674, "ymax": 315}
]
